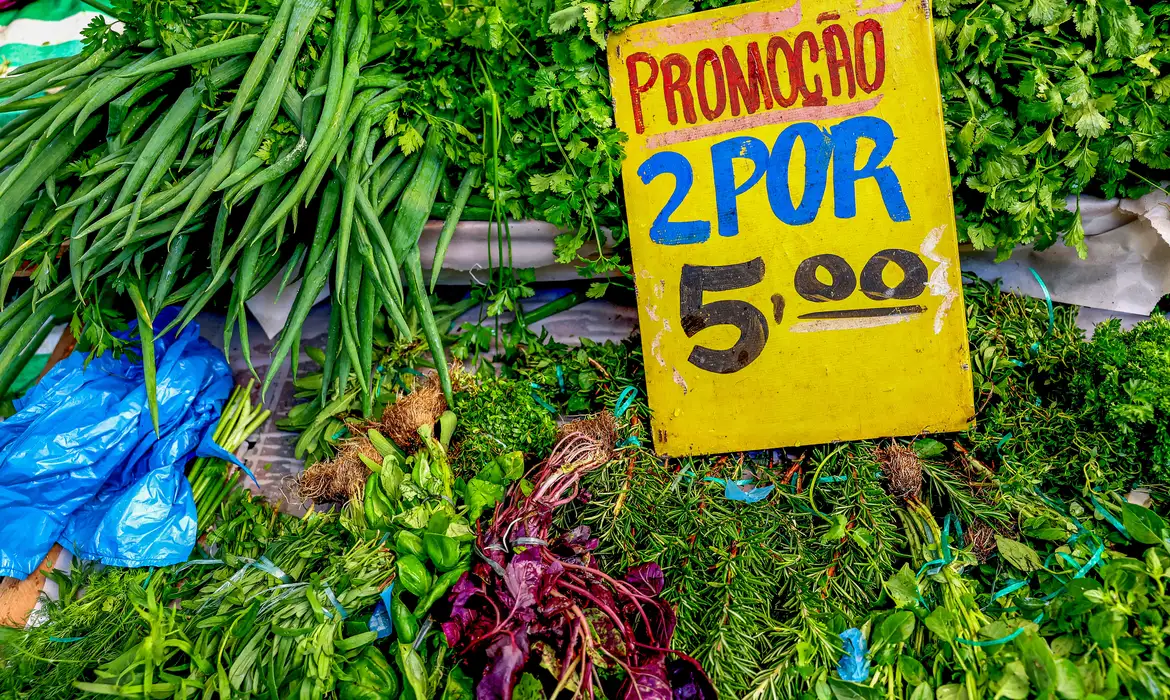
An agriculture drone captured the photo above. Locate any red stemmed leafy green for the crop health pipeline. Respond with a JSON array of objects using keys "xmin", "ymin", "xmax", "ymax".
[{"xmin": 438, "ymin": 430, "xmax": 715, "ymax": 700}]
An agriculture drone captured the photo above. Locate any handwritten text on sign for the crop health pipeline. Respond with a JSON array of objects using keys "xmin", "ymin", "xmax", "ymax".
[{"xmin": 609, "ymin": 0, "xmax": 975, "ymax": 457}]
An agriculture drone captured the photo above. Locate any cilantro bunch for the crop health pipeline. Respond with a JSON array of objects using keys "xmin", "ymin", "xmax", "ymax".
[{"xmin": 936, "ymin": 0, "xmax": 1170, "ymax": 259}]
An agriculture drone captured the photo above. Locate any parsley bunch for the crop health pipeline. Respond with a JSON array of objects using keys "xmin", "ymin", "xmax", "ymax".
[{"xmin": 937, "ymin": 0, "xmax": 1170, "ymax": 259}]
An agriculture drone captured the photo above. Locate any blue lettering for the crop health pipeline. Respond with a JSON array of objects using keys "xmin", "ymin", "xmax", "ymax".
[
  {"xmin": 829, "ymin": 115, "xmax": 911, "ymax": 222},
  {"xmin": 710, "ymin": 136, "xmax": 769, "ymax": 238},
  {"xmin": 638, "ymin": 151, "xmax": 711, "ymax": 245},
  {"xmin": 766, "ymin": 122, "xmax": 832, "ymax": 226}
]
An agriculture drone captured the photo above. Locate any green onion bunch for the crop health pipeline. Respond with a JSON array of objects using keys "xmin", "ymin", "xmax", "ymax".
[
  {"xmin": 0, "ymin": 0, "xmax": 484, "ymax": 421},
  {"xmin": 187, "ymin": 379, "xmax": 271, "ymax": 525}
]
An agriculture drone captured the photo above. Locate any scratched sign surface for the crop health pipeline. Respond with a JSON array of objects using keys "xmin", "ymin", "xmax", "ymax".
[{"xmin": 608, "ymin": 0, "xmax": 975, "ymax": 456}]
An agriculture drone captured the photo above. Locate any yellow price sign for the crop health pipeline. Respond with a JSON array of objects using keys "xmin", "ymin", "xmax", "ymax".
[{"xmin": 608, "ymin": 0, "xmax": 974, "ymax": 456}]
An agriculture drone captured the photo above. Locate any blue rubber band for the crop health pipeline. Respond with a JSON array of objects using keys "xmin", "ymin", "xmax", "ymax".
[
  {"xmin": 619, "ymin": 436, "xmax": 640, "ymax": 447},
  {"xmin": 255, "ymin": 556, "xmax": 293, "ymax": 584},
  {"xmin": 555, "ymin": 365, "xmax": 564, "ymax": 391},
  {"xmin": 956, "ymin": 614, "xmax": 1043, "ymax": 647},
  {"xmin": 331, "ymin": 426, "xmax": 350, "ymax": 441},
  {"xmin": 724, "ymin": 480, "xmax": 775, "ymax": 503},
  {"xmin": 915, "ymin": 515, "xmax": 959, "ymax": 579},
  {"xmin": 529, "ymin": 384, "xmax": 557, "ymax": 413},
  {"xmin": 175, "ymin": 558, "xmax": 224, "ymax": 573},
  {"xmin": 1028, "ymin": 267, "xmax": 1054, "ymax": 355},
  {"xmin": 1074, "ymin": 544, "xmax": 1105, "ymax": 579},
  {"xmin": 996, "ymin": 434, "xmax": 1012, "ymax": 452},
  {"xmin": 1091, "ymin": 495, "xmax": 1130, "ymax": 540},
  {"xmin": 323, "ymin": 586, "xmax": 349, "ymax": 620},
  {"xmin": 990, "ymin": 579, "xmax": 1029, "ymax": 603},
  {"xmin": 613, "ymin": 386, "xmax": 638, "ymax": 418},
  {"xmin": 49, "ymin": 636, "xmax": 85, "ymax": 643}
]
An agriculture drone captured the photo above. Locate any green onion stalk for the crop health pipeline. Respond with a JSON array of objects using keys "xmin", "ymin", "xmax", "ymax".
[
  {"xmin": 899, "ymin": 501, "xmax": 990, "ymax": 698},
  {"xmin": 187, "ymin": 379, "xmax": 270, "ymax": 528}
]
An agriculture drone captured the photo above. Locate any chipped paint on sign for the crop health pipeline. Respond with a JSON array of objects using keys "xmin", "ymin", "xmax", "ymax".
[
  {"xmin": 625, "ymin": 4, "xmax": 803, "ymax": 49},
  {"xmin": 609, "ymin": 0, "xmax": 974, "ymax": 456},
  {"xmin": 856, "ymin": 0, "xmax": 906, "ymax": 16},
  {"xmin": 920, "ymin": 225, "xmax": 958, "ymax": 335},
  {"xmin": 646, "ymin": 95, "xmax": 884, "ymax": 149}
]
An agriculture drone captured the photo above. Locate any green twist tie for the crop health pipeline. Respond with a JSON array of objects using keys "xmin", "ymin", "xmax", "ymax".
[{"xmin": 1028, "ymin": 267, "xmax": 1054, "ymax": 356}]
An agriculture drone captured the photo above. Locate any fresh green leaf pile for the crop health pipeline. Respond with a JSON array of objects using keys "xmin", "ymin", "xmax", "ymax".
[
  {"xmin": 448, "ymin": 374, "xmax": 558, "ymax": 474},
  {"xmin": 345, "ymin": 417, "xmax": 523, "ymax": 700},
  {"xmin": 0, "ymin": 487, "xmax": 289, "ymax": 699},
  {"xmin": 964, "ymin": 277, "xmax": 1170, "ymax": 490},
  {"xmin": 4, "ymin": 0, "xmax": 1168, "ymax": 414},
  {"xmin": 859, "ymin": 502, "xmax": 1170, "ymax": 700},
  {"xmin": 508, "ymin": 276, "xmax": 1170, "ymax": 698},
  {"xmin": 0, "ymin": 0, "xmax": 490, "ymax": 415},
  {"xmin": 936, "ymin": 0, "xmax": 1170, "ymax": 258}
]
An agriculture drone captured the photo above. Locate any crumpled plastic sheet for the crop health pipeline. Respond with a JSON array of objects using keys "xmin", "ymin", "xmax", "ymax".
[
  {"xmin": 962, "ymin": 192, "xmax": 1170, "ymax": 333},
  {"xmin": 836, "ymin": 627, "xmax": 871, "ymax": 683},
  {"xmin": 0, "ymin": 308, "xmax": 237, "ymax": 579}
]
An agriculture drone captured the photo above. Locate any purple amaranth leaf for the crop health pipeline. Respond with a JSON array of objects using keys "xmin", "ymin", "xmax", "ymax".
[
  {"xmin": 504, "ymin": 549, "xmax": 544, "ymax": 621},
  {"xmin": 442, "ymin": 573, "xmax": 481, "ymax": 647},
  {"xmin": 621, "ymin": 656, "xmax": 672, "ymax": 700},
  {"xmin": 620, "ymin": 594, "xmax": 677, "ymax": 649},
  {"xmin": 585, "ymin": 579, "xmax": 619, "ymax": 617},
  {"xmin": 667, "ymin": 654, "xmax": 718, "ymax": 700},
  {"xmin": 442, "ymin": 620, "xmax": 465, "ymax": 647},
  {"xmin": 625, "ymin": 563, "xmax": 665, "ymax": 597},
  {"xmin": 450, "ymin": 572, "xmax": 478, "ymax": 607},
  {"xmin": 537, "ymin": 591, "xmax": 574, "ymax": 619},
  {"xmin": 539, "ymin": 559, "xmax": 565, "ymax": 599},
  {"xmin": 646, "ymin": 598, "xmax": 678, "ymax": 647},
  {"xmin": 554, "ymin": 525, "xmax": 599, "ymax": 557},
  {"xmin": 477, "ymin": 629, "xmax": 529, "ymax": 700}
]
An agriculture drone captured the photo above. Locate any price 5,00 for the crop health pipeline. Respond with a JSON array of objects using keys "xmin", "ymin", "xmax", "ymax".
[{"xmin": 678, "ymin": 248, "xmax": 929, "ymax": 374}]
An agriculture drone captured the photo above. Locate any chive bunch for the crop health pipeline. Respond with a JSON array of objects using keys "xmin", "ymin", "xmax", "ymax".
[
  {"xmin": 188, "ymin": 379, "xmax": 271, "ymax": 525},
  {"xmin": 0, "ymin": 0, "xmax": 480, "ymax": 419}
]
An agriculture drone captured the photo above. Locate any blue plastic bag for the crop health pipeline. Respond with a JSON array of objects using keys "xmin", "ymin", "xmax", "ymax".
[
  {"xmin": 0, "ymin": 308, "xmax": 236, "ymax": 578},
  {"xmin": 836, "ymin": 628, "xmax": 871, "ymax": 682}
]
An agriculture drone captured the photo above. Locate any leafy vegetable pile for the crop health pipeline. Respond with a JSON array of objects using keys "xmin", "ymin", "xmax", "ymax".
[
  {"xmin": 0, "ymin": 361, "xmax": 713, "ymax": 700},
  {"xmin": 936, "ymin": 0, "xmax": 1170, "ymax": 258},
  {"xmin": 441, "ymin": 425, "xmax": 715, "ymax": 700},
  {"xmin": 5, "ymin": 0, "xmax": 1167, "ymax": 413},
  {"xmin": 467, "ymin": 277, "xmax": 1170, "ymax": 700},
  {"xmin": 0, "ymin": 0, "xmax": 499, "ymax": 410}
]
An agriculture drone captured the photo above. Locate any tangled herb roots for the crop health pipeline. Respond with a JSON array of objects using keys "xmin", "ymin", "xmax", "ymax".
[
  {"xmin": 557, "ymin": 413, "xmax": 618, "ymax": 463},
  {"xmin": 368, "ymin": 365, "xmax": 468, "ymax": 450},
  {"xmin": 967, "ymin": 520, "xmax": 998, "ymax": 562},
  {"xmin": 876, "ymin": 444, "xmax": 923, "ymax": 503},
  {"xmin": 296, "ymin": 439, "xmax": 380, "ymax": 502}
]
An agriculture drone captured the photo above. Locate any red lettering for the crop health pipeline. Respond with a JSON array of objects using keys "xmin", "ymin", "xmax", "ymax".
[
  {"xmin": 822, "ymin": 24, "xmax": 856, "ymax": 98},
  {"xmin": 745, "ymin": 43, "xmax": 775, "ymax": 111},
  {"xmin": 794, "ymin": 32, "xmax": 827, "ymax": 107},
  {"xmin": 766, "ymin": 37, "xmax": 800, "ymax": 108},
  {"xmin": 722, "ymin": 43, "xmax": 773, "ymax": 117},
  {"xmin": 626, "ymin": 52, "xmax": 658, "ymax": 135},
  {"xmin": 854, "ymin": 19, "xmax": 886, "ymax": 93},
  {"xmin": 695, "ymin": 48, "xmax": 727, "ymax": 120},
  {"xmin": 661, "ymin": 53, "xmax": 697, "ymax": 125}
]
